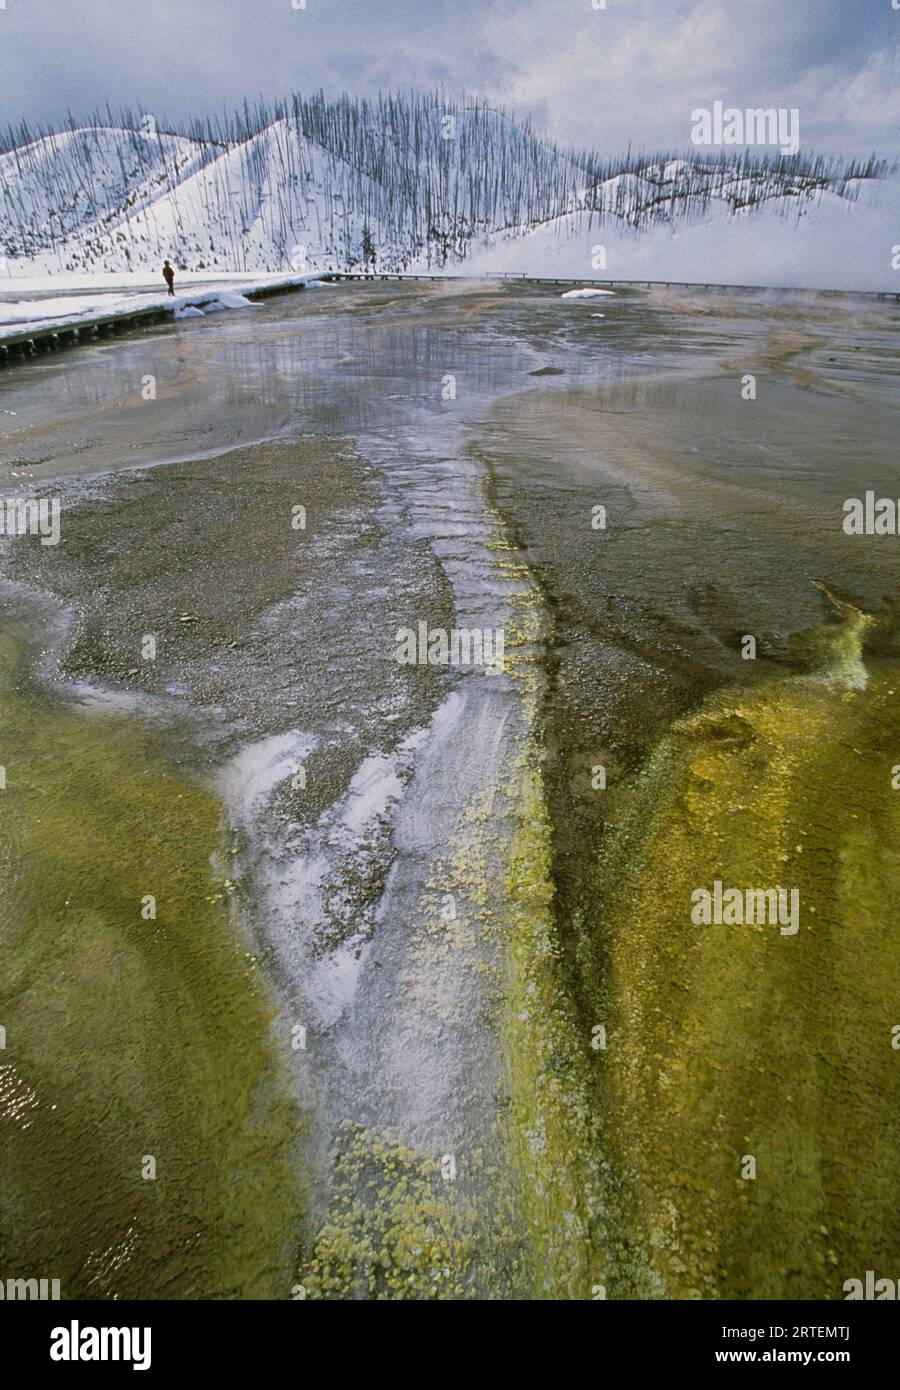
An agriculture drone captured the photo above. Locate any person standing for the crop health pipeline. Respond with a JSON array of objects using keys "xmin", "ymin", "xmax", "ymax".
[{"xmin": 162, "ymin": 260, "xmax": 175, "ymax": 296}]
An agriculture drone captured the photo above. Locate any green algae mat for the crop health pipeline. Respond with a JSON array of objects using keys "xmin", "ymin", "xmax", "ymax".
[
  {"xmin": 0, "ymin": 626, "xmax": 302, "ymax": 1298},
  {"xmin": 589, "ymin": 593, "xmax": 900, "ymax": 1298}
]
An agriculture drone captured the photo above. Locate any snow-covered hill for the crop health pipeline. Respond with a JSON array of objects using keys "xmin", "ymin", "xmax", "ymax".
[
  {"xmin": 0, "ymin": 122, "xmax": 380, "ymax": 275},
  {"xmin": 465, "ymin": 176, "xmax": 900, "ymax": 292},
  {"xmin": 0, "ymin": 93, "xmax": 894, "ymax": 290}
]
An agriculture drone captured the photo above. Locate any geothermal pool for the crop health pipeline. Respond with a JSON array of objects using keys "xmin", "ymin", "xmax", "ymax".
[{"xmin": 1, "ymin": 280, "xmax": 898, "ymax": 1298}]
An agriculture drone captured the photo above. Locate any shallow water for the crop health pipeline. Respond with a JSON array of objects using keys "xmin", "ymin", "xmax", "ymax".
[{"xmin": 0, "ymin": 281, "xmax": 897, "ymax": 1298}]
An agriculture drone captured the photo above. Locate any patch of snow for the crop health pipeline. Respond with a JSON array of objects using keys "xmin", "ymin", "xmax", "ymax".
[{"xmin": 194, "ymin": 289, "xmax": 253, "ymax": 312}]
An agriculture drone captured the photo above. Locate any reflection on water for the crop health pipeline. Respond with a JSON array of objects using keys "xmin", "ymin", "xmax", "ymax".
[{"xmin": 3, "ymin": 281, "xmax": 896, "ymax": 483}]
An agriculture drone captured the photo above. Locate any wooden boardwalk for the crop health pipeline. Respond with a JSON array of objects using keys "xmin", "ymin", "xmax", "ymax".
[{"xmin": 0, "ymin": 277, "xmax": 308, "ymax": 366}]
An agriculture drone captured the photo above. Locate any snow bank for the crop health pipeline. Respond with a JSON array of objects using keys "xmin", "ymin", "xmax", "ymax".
[
  {"xmin": 173, "ymin": 289, "xmax": 252, "ymax": 318},
  {"xmin": 466, "ymin": 176, "xmax": 900, "ymax": 293},
  {"xmin": 191, "ymin": 290, "xmax": 253, "ymax": 314},
  {"xmin": 560, "ymin": 287, "xmax": 616, "ymax": 299}
]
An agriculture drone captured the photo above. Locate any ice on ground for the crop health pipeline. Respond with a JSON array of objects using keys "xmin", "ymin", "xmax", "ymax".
[
  {"xmin": 217, "ymin": 730, "xmax": 316, "ymax": 821},
  {"xmin": 560, "ymin": 287, "xmax": 617, "ymax": 299},
  {"xmin": 174, "ymin": 290, "xmax": 253, "ymax": 318},
  {"xmin": 199, "ymin": 290, "xmax": 253, "ymax": 312}
]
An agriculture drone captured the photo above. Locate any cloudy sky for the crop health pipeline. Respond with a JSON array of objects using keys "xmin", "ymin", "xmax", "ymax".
[{"xmin": 0, "ymin": 0, "xmax": 896, "ymax": 156}]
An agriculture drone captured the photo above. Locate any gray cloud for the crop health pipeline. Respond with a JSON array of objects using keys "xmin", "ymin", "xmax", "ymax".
[{"xmin": 0, "ymin": 0, "xmax": 896, "ymax": 156}]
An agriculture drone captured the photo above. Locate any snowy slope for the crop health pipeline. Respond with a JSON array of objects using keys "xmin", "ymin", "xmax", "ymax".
[
  {"xmin": 0, "ymin": 126, "xmax": 213, "ymax": 263},
  {"xmin": 465, "ymin": 175, "xmax": 900, "ymax": 292},
  {"xmin": 4, "ymin": 122, "xmax": 397, "ymax": 276},
  {"xmin": 0, "ymin": 99, "xmax": 893, "ymax": 290},
  {"xmin": 1, "ymin": 97, "xmax": 591, "ymax": 277}
]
